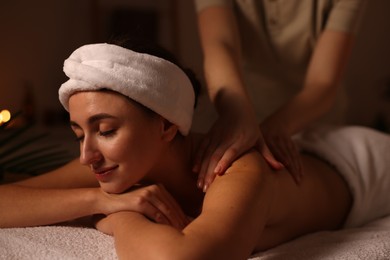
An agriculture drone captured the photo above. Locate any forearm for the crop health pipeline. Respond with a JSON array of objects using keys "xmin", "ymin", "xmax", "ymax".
[
  {"xmin": 111, "ymin": 212, "xmax": 187, "ymax": 260},
  {"xmin": 263, "ymin": 30, "xmax": 354, "ymax": 135},
  {"xmin": 0, "ymin": 184, "xmax": 101, "ymax": 227},
  {"xmin": 111, "ymin": 213, "xmax": 226, "ymax": 260},
  {"xmin": 263, "ymin": 86, "xmax": 337, "ymax": 135},
  {"xmin": 206, "ymin": 44, "xmax": 256, "ymax": 113},
  {"xmin": 198, "ymin": 7, "xmax": 255, "ymax": 117}
]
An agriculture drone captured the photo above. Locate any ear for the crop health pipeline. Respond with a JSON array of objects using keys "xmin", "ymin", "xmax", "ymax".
[{"xmin": 159, "ymin": 118, "xmax": 179, "ymax": 142}]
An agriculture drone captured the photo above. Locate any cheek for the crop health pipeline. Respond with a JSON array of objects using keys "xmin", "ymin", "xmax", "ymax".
[
  {"xmin": 107, "ymin": 130, "xmax": 162, "ymax": 166},
  {"xmin": 104, "ymin": 140, "xmax": 131, "ymax": 160},
  {"xmin": 99, "ymin": 130, "xmax": 163, "ymax": 193}
]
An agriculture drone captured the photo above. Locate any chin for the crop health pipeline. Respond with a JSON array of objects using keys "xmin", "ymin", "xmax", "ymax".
[{"xmin": 99, "ymin": 182, "xmax": 131, "ymax": 194}]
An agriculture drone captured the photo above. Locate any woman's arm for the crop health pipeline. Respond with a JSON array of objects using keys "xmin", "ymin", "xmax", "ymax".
[
  {"xmin": 97, "ymin": 152, "xmax": 277, "ymax": 260},
  {"xmin": 195, "ymin": 6, "xmax": 282, "ymax": 191},
  {"xmin": 0, "ymin": 159, "xmax": 101, "ymax": 227},
  {"xmin": 0, "ymin": 159, "xmax": 188, "ymax": 228}
]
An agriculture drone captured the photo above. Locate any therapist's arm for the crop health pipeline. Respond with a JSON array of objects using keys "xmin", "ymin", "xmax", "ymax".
[
  {"xmin": 260, "ymin": 30, "xmax": 354, "ymax": 179},
  {"xmin": 195, "ymin": 6, "xmax": 282, "ymax": 191}
]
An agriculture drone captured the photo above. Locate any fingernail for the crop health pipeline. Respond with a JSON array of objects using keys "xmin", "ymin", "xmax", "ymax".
[
  {"xmin": 203, "ymin": 183, "xmax": 208, "ymax": 193},
  {"xmin": 214, "ymin": 165, "xmax": 222, "ymax": 174},
  {"xmin": 197, "ymin": 179, "xmax": 203, "ymax": 189}
]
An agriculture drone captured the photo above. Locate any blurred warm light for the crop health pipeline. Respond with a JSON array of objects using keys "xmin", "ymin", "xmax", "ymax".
[{"xmin": 0, "ymin": 109, "xmax": 11, "ymax": 125}]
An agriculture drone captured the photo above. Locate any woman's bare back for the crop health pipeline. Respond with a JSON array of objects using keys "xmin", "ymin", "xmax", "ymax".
[{"xmin": 254, "ymin": 153, "xmax": 352, "ymax": 251}]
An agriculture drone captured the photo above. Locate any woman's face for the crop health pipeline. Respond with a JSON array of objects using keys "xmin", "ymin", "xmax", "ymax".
[{"xmin": 68, "ymin": 91, "xmax": 164, "ymax": 194}]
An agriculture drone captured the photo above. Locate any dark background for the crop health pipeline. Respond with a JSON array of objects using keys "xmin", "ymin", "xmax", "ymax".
[{"xmin": 0, "ymin": 0, "xmax": 389, "ymax": 135}]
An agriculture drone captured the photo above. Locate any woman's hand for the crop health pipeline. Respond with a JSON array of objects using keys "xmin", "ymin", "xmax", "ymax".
[
  {"xmin": 193, "ymin": 113, "xmax": 283, "ymax": 192},
  {"xmin": 94, "ymin": 211, "xmax": 137, "ymax": 236},
  {"xmin": 260, "ymin": 118, "xmax": 303, "ymax": 184},
  {"xmin": 98, "ymin": 184, "xmax": 189, "ymax": 230}
]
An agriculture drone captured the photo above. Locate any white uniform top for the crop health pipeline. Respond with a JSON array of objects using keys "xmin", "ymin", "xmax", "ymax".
[{"xmin": 195, "ymin": 0, "xmax": 364, "ymax": 123}]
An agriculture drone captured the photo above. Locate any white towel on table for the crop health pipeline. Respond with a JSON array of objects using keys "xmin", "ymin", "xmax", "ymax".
[{"xmin": 296, "ymin": 125, "xmax": 390, "ymax": 228}]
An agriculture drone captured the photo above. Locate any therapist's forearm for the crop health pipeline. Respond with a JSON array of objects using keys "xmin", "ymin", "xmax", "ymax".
[
  {"xmin": 264, "ymin": 30, "xmax": 354, "ymax": 135},
  {"xmin": 203, "ymin": 42, "xmax": 259, "ymax": 123},
  {"xmin": 262, "ymin": 86, "xmax": 337, "ymax": 136},
  {"xmin": 198, "ymin": 7, "xmax": 255, "ymax": 116}
]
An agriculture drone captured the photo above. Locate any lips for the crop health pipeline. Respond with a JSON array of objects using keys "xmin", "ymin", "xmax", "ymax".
[{"xmin": 92, "ymin": 165, "xmax": 119, "ymax": 181}]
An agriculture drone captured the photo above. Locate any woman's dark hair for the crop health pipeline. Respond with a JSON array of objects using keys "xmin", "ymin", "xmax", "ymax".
[{"xmin": 109, "ymin": 37, "xmax": 201, "ymax": 108}]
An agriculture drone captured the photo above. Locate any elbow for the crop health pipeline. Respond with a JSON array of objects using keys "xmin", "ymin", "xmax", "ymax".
[
  {"xmin": 145, "ymin": 246, "xmax": 204, "ymax": 260},
  {"xmin": 138, "ymin": 239, "xmax": 213, "ymax": 260},
  {"xmin": 153, "ymin": 252, "xmax": 212, "ymax": 260}
]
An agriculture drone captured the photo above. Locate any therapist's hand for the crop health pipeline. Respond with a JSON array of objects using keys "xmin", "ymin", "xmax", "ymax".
[
  {"xmin": 193, "ymin": 113, "xmax": 283, "ymax": 192},
  {"xmin": 260, "ymin": 118, "xmax": 303, "ymax": 184}
]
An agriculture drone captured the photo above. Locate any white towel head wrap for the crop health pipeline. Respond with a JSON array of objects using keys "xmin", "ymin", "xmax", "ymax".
[{"xmin": 59, "ymin": 43, "xmax": 195, "ymax": 135}]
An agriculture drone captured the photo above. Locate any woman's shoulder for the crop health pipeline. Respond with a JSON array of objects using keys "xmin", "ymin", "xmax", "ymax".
[
  {"xmin": 223, "ymin": 149, "xmax": 274, "ymax": 184},
  {"xmin": 227, "ymin": 149, "xmax": 267, "ymax": 172}
]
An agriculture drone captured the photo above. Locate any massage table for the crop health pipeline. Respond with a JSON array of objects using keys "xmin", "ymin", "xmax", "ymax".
[{"xmin": 1, "ymin": 215, "xmax": 390, "ymax": 259}]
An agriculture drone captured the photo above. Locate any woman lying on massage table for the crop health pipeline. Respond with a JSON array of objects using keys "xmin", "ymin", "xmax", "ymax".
[{"xmin": 0, "ymin": 43, "xmax": 389, "ymax": 260}]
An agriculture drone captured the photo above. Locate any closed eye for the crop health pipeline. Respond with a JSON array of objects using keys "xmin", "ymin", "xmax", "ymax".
[
  {"xmin": 99, "ymin": 129, "xmax": 116, "ymax": 137},
  {"xmin": 75, "ymin": 135, "xmax": 84, "ymax": 142}
]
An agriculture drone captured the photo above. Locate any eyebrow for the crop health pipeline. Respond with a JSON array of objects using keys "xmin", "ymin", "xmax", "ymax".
[{"xmin": 70, "ymin": 113, "xmax": 118, "ymax": 128}]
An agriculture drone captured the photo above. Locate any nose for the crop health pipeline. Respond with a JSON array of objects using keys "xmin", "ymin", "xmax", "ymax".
[{"xmin": 79, "ymin": 136, "xmax": 102, "ymax": 166}]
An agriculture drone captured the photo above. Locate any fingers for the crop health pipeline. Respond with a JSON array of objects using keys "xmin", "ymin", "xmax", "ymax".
[
  {"xmin": 202, "ymin": 145, "xmax": 228, "ymax": 192},
  {"xmin": 283, "ymin": 140, "xmax": 303, "ymax": 183},
  {"xmin": 193, "ymin": 115, "xmax": 261, "ymax": 192},
  {"xmin": 264, "ymin": 136, "xmax": 303, "ymax": 184},
  {"xmin": 197, "ymin": 139, "xmax": 245, "ymax": 192},
  {"xmin": 132, "ymin": 184, "xmax": 188, "ymax": 229},
  {"xmin": 154, "ymin": 184, "xmax": 189, "ymax": 228},
  {"xmin": 195, "ymin": 136, "xmax": 214, "ymax": 190},
  {"xmin": 258, "ymin": 139, "xmax": 284, "ymax": 170},
  {"xmin": 215, "ymin": 145, "xmax": 239, "ymax": 174},
  {"xmin": 280, "ymin": 140, "xmax": 302, "ymax": 183},
  {"xmin": 131, "ymin": 190, "xmax": 169, "ymax": 225}
]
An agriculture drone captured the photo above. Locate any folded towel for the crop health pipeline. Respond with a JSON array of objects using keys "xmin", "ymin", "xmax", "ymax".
[
  {"xmin": 0, "ymin": 225, "xmax": 116, "ymax": 260},
  {"xmin": 297, "ymin": 126, "xmax": 390, "ymax": 228},
  {"xmin": 59, "ymin": 43, "xmax": 195, "ymax": 135},
  {"xmin": 250, "ymin": 216, "xmax": 390, "ymax": 260},
  {"xmin": 1, "ymin": 216, "xmax": 390, "ymax": 260}
]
